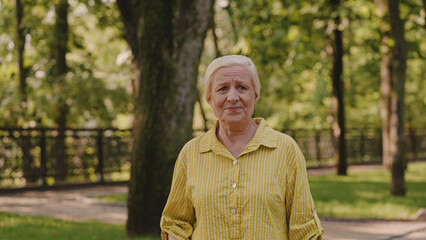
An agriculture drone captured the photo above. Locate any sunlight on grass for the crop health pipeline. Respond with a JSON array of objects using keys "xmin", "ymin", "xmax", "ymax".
[
  {"xmin": 91, "ymin": 162, "xmax": 426, "ymax": 220},
  {"xmin": 95, "ymin": 193, "xmax": 127, "ymax": 204},
  {"xmin": 309, "ymin": 161, "xmax": 426, "ymax": 219},
  {"xmin": 0, "ymin": 212, "xmax": 160, "ymax": 240}
]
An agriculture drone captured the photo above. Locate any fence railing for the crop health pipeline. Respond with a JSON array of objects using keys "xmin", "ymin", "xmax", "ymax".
[
  {"xmin": 0, "ymin": 127, "xmax": 132, "ymax": 188},
  {"xmin": 1, "ymin": 127, "xmax": 425, "ymax": 188},
  {"xmin": 286, "ymin": 128, "xmax": 426, "ymax": 167}
]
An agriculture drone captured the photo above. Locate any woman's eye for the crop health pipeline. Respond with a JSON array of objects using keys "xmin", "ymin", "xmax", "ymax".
[
  {"xmin": 238, "ymin": 86, "xmax": 247, "ymax": 90},
  {"xmin": 218, "ymin": 87, "xmax": 227, "ymax": 91}
]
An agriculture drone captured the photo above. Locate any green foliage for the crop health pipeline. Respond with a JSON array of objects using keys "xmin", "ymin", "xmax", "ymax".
[
  {"xmin": 198, "ymin": 0, "xmax": 426, "ymax": 130},
  {"xmin": 309, "ymin": 161, "xmax": 426, "ymax": 219},
  {"xmin": 0, "ymin": 0, "xmax": 133, "ymax": 128},
  {"xmin": 219, "ymin": 0, "xmax": 335, "ymax": 130},
  {"xmin": 0, "ymin": 212, "xmax": 159, "ymax": 240},
  {"xmin": 1, "ymin": 0, "xmax": 424, "ymax": 130}
]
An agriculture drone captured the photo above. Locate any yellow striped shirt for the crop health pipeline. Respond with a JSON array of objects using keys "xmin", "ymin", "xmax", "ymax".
[{"xmin": 160, "ymin": 118, "xmax": 323, "ymax": 239}]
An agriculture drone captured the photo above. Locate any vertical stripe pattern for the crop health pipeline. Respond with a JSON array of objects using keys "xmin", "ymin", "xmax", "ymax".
[{"xmin": 160, "ymin": 118, "xmax": 323, "ymax": 240}]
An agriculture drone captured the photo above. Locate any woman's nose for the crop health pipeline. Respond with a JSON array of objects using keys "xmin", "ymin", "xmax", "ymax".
[{"xmin": 227, "ymin": 88, "xmax": 239, "ymax": 102}]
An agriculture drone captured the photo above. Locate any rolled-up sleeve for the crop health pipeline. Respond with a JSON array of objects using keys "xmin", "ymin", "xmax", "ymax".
[
  {"xmin": 285, "ymin": 140, "xmax": 324, "ymax": 240},
  {"xmin": 160, "ymin": 150, "xmax": 195, "ymax": 240}
]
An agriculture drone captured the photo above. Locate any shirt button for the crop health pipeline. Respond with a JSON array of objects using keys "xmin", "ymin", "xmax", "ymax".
[
  {"xmin": 231, "ymin": 209, "xmax": 236, "ymax": 214},
  {"xmin": 232, "ymin": 183, "xmax": 237, "ymax": 188},
  {"xmin": 233, "ymin": 160, "xmax": 238, "ymax": 165}
]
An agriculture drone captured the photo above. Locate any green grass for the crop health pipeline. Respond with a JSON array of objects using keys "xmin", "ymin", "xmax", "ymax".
[
  {"xmin": 95, "ymin": 194, "xmax": 127, "ymax": 204},
  {"xmin": 97, "ymin": 162, "xmax": 426, "ymax": 220},
  {"xmin": 309, "ymin": 161, "xmax": 426, "ymax": 219},
  {"xmin": 1, "ymin": 162, "xmax": 424, "ymax": 240},
  {"xmin": 0, "ymin": 212, "xmax": 160, "ymax": 240}
]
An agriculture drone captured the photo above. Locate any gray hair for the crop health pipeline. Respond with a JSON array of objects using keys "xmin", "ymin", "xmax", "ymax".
[{"xmin": 204, "ymin": 55, "xmax": 260, "ymax": 102}]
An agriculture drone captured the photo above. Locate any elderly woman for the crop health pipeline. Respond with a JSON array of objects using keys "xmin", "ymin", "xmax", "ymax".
[{"xmin": 160, "ymin": 55, "xmax": 323, "ymax": 239}]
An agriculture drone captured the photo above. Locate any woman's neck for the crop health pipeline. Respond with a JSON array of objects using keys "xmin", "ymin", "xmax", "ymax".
[{"xmin": 216, "ymin": 119, "xmax": 258, "ymax": 158}]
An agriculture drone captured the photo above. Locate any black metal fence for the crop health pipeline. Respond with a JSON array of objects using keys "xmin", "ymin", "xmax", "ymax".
[
  {"xmin": 1, "ymin": 127, "xmax": 425, "ymax": 188},
  {"xmin": 0, "ymin": 127, "xmax": 132, "ymax": 188},
  {"xmin": 287, "ymin": 128, "xmax": 426, "ymax": 167}
]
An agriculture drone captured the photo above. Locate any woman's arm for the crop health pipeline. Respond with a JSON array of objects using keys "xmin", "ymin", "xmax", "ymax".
[
  {"xmin": 167, "ymin": 234, "xmax": 178, "ymax": 240},
  {"xmin": 285, "ymin": 139, "xmax": 324, "ymax": 239},
  {"xmin": 160, "ymin": 148, "xmax": 195, "ymax": 240}
]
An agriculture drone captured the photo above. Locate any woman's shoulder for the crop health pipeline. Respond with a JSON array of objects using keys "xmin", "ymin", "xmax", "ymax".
[
  {"xmin": 263, "ymin": 124, "xmax": 296, "ymax": 144},
  {"xmin": 267, "ymin": 127, "xmax": 301, "ymax": 152},
  {"xmin": 180, "ymin": 133, "xmax": 206, "ymax": 152}
]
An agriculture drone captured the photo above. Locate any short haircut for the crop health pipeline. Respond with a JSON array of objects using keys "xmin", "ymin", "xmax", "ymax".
[{"xmin": 204, "ymin": 55, "xmax": 260, "ymax": 102}]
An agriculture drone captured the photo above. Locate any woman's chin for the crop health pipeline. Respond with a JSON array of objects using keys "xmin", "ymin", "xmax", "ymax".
[{"xmin": 221, "ymin": 115, "xmax": 251, "ymax": 126}]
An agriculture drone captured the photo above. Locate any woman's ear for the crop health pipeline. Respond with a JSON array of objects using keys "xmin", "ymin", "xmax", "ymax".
[{"xmin": 207, "ymin": 96, "xmax": 212, "ymax": 106}]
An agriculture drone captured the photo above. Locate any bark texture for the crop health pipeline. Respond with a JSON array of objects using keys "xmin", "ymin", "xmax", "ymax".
[
  {"xmin": 376, "ymin": 0, "xmax": 407, "ymax": 195},
  {"xmin": 116, "ymin": 0, "xmax": 214, "ymax": 236},
  {"xmin": 51, "ymin": 0, "xmax": 69, "ymax": 181}
]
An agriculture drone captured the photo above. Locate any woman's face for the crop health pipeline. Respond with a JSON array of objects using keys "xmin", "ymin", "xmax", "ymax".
[{"xmin": 208, "ymin": 65, "xmax": 258, "ymax": 128}]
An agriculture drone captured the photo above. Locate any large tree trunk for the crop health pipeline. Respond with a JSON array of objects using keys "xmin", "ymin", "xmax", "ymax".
[
  {"xmin": 116, "ymin": 0, "xmax": 214, "ymax": 236},
  {"xmin": 51, "ymin": 0, "xmax": 69, "ymax": 182},
  {"xmin": 376, "ymin": 0, "xmax": 407, "ymax": 196},
  {"xmin": 329, "ymin": 0, "xmax": 347, "ymax": 175}
]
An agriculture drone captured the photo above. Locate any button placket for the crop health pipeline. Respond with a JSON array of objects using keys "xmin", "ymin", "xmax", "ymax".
[{"xmin": 230, "ymin": 157, "xmax": 241, "ymax": 239}]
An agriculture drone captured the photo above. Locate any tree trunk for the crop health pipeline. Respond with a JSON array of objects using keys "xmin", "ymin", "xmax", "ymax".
[
  {"xmin": 15, "ymin": 0, "xmax": 26, "ymax": 101},
  {"xmin": 116, "ymin": 0, "xmax": 214, "ymax": 236},
  {"xmin": 211, "ymin": 13, "xmax": 222, "ymax": 58},
  {"xmin": 15, "ymin": 0, "xmax": 37, "ymax": 183},
  {"xmin": 422, "ymin": 0, "xmax": 426, "ymax": 28},
  {"xmin": 329, "ymin": 0, "xmax": 347, "ymax": 175},
  {"xmin": 51, "ymin": 0, "xmax": 69, "ymax": 182},
  {"xmin": 376, "ymin": 0, "xmax": 407, "ymax": 196}
]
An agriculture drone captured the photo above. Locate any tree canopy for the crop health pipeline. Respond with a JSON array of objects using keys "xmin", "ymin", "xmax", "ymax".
[{"xmin": 1, "ymin": 0, "xmax": 424, "ymax": 131}]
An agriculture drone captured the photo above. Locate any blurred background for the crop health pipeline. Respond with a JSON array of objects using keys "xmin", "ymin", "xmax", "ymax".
[{"xmin": 0, "ymin": 0, "xmax": 424, "ymax": 187}]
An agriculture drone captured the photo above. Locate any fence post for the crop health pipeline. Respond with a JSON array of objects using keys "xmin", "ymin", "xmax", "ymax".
[
  {"xmin": 409, "ymin": 128, "xmax": 417, "ymax": 160},
  {"xmin": 360, "ymin": 129, "xmax": 365, "ymax": 162},
  {"xmin": 40, "ymin": 129, "xmax": 47, "ymax": 186},
  {"xmin": 97, "ymin": 130, "xmax": 104, "ymax": 183},
  {"xmin": 315, "ymin": 130, "xmax": 321, "ymax": 167},
  {"xmin": 378, "ymin": 128, "xmax": 383, "ymax": 163}
]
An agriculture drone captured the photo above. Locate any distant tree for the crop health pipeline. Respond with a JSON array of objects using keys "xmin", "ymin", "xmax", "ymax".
[
  {"xmin": 376, "ymin": 0, "xmax": 407, "ymax": 195},
  {"xmin": 115, "ymin": 0, "xmax": 214, "ymax": 236},
  {"xmin": 15, "ymin": 0, "xmax": 26, "ymax": 102},
  {"xmin": 51, "ymin": 0, "xmax": 69, "ymax": 181},
  {"xmin": 328, "ymin": 0, "xmax": 347, "ymax": 175},
  {"xmin": 15, "ymin": 0, "xmax": 37, "ymax": 182},
  {"xmin": 423, "ymin": 0, "xmax": 426, "ymax": 28}
]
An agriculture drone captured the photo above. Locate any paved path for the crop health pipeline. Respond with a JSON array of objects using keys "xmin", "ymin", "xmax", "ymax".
[
  {"xmin": 0, "ymin": 185, "xmax": 128, "ymax": 225},
  {"xmin": 1, "ymin": 166, "xmax": 425, "ymax": 240}
]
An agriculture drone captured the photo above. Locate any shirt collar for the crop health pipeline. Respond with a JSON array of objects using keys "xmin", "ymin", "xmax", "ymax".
[{"xmin": 200, "ymin": 118, "xmax": 278, "ymax": 156}]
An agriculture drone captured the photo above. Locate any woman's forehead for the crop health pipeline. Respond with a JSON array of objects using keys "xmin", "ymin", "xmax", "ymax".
[{"xmin": 213, "ymin": 66, "xmax": 251, "ymax": 81}]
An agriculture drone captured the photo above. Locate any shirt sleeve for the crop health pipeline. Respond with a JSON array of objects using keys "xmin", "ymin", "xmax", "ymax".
[
  {"xmin": 160, "ymin": 149, "xmax": 195, "ymax": 240},
  {"xmin": 285, "ymin": 140, "xmax": 324, "ymax": 240}
]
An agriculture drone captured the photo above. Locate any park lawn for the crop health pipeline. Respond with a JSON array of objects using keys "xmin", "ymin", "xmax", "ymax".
[
  {"xmin": 95, "ymin": 162, "xmax": 426, "ymax": 220},
  {"xmin": 0, "ymin": 212, "xmax": 160, "ymax": 240},
  {"xmin": 1, "ymin": 162, "xmax": 424, "ymax": 240},
  {"xmin": 309, "ymin": 161, "xmax": 426, "ymax": 219},
  {"xmin": 95, "ymin": 193, "xmax": 128, "ymax": 204}
]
